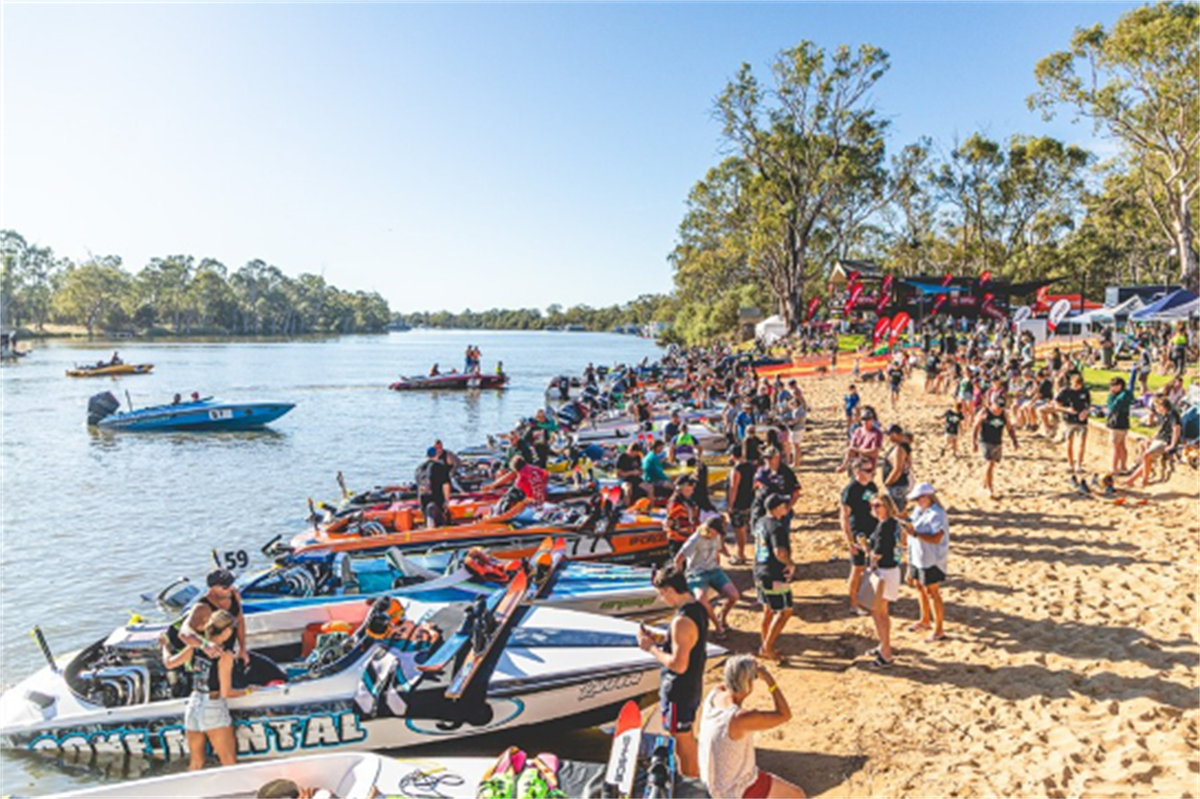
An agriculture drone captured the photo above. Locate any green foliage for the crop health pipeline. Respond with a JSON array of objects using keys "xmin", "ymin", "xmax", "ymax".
[
  {"xmin": 393, "ymin": 294, "xmax": 674, "ymax": 333},
  {"xmin": 1031, "ymin": 1, "xmax": 1200, "ymax": 288},
  {"xmin": 0, "ymin": 230, "xmax": 391, "ymax": 337}
]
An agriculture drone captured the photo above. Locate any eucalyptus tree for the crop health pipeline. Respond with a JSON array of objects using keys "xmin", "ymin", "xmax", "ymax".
[
  {"xmin": 1031, "ymin": 1, "xmax": 1199, "ymax": 289},
  {"xmin": 53, "ymin": 256, "xmax": 131, "ymax": 338},
  {"xmin": 715, "ymin": 41, "xmax": 892, "ymax": 331}
]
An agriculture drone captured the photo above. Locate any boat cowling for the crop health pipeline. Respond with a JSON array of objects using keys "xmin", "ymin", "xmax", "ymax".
[{"xmin": 87, "ymin": 392, "xmax": 121, "ymax": 426}]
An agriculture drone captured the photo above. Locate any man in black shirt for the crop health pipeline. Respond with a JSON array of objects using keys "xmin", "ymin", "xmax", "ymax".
[
  {"xmin": 1054, "ymin": 371, "xmax": 1092, "ymax": 477},
  {"xmin": 615, "ymin": 443, "xmax": 647, "ymax": 506},
  {"xmin": 415, "ymin": 446, "xmax": 453, "ymax": 528},
  {"xmin": 754, "ymin": 495, "xmax": 794, "ymax": 663},
  {"xmin": 637, "ymin": 566, "xmax": 706, "ymax": 778},
  {"xmin": 840, "ymin": 460, "xmax": 877, "ymax": 616}
]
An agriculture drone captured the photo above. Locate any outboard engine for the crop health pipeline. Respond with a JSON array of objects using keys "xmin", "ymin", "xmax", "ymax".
[{"xmin": 87, "ymin": 392, "xmax": 121, "ymax": 426}]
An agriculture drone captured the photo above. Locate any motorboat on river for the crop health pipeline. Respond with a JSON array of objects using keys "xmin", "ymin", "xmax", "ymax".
[{"xmin": 86, "ymin": 392, "xmax": 294, "ymax": 431}]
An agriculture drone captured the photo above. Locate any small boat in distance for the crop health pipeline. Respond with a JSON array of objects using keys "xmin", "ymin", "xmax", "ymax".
[
  {"xmin": 389, "ymin": 372, "xmax": 508, "ymax": 391},
  {"xmin": 87, "ymin": 392, "xmax": 295, "ymax": 431},
  {"xmin": 66, "ymin": 363, "xmax": 153, "ymax": 377}
]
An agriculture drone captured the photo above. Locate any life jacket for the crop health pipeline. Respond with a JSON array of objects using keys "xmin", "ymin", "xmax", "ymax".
[{"xmin": 464, "ymin": 548, "xmax": 517, "ymax": 584}]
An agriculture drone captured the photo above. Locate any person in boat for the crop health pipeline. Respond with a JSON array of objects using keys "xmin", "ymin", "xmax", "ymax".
[
  {"xmin": 664, "ymin": 474, "xmax": 700, "ymax": 558},
  {"xmin": 638, "ymin": 564, "xmax": 708, "ymax": 779},
  {"xmin": 180, "ymin": 569, "xmax": 250, "ymax": 677},
  {"xmin": 642, "ymin": 439, "xmax": 673, "ymax": 496},
  {"xmin": 172, "ymin": 393, "xmax": 183, "ymax": 405},
  {"xmin": 429, "ymin": 363, "xmax": 440, "ymax": 377},
  {"xmin": 698, "ymin": 655, "xmax": 806, "ymax": 799},
  {"xmin": 110, "ymin": 351, "xmax": 122, "ymax": 366},
  {"xmin": 191, "ymin": 391, "xmax": 201, "ymax": 402},
  {"xmin": 483, "ymin": 455, "xmax": 548, "ymax": 511},
  {"xmin": 495, "ymin": 360, "xmax": 504, "ymax": 376},
  {"xmin": 416, "ymin": 446, "xmax": 453, "ymax": 528},
  {"xmin": 183, "ymin": 609, "xmax": 246, "ymax": 771},
  {"xmin": 616, "ymin": 442, "xmax": 650, "ymax": 506}
]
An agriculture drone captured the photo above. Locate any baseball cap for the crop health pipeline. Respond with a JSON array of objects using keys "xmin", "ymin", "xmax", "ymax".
[
  {"xmin": 906, "ymin": 482, "xmax": 936, "ymax": 501},
  {"xmin": 207, "ymin": 568, "xmax": 235, "ymax": 588}
]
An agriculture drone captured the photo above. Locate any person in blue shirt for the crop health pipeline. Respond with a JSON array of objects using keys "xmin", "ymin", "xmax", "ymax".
[
  {"xmin": 734, "ymin": 403, "xmax": 755, "ymax": 443},
  {"xmin": 642, "ymin": 439, "xmax": 672, "ymax": 494},
  {"xmin": 844, "ymin": 384, "xmax": 860, "ymax": 431}
]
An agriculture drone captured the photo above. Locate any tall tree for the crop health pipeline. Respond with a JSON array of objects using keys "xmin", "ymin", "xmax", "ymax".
[
  {"xmin": 715, "ymin": 42, "xmax": 892, "ymax": 330},
  {"xmin": 53, "ymin": 256, "xmax": 131, "ymax": 338},
  {"xmin": 1030, "ymin": 1, "xmax": 1200, "ymax": 289}
]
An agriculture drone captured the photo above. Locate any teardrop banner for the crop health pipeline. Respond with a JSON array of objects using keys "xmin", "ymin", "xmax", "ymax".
[
  {"xmin": 872, "ymin": 316, "xmax": 891, "ymax": 346},
  {"xmin": 1047, "ymin": 298, "xmax": 1072, "ymax": 332},
  {"xmin": 888, "ymin": 311, "xmax": 912, "ymax": 345},
  {"xmin": 876, "ymin": 274, "xmax": 894, "ymax": 313},
  {"xmin": 930, "ymin": 294, "xmax": 949, "ymax": 316},
  {"xmin": 1012, "ymin": 305, "xmax": 1032, "ymax": 324},
  {"xmin": 805, "ymin": 296, "xmax": 822, "ymax": 322},
  {"xmin": 979, "ymin": 270, "xmax": 993, "ymax": 288},
  {"xmin": 844, "ymin": 283, "xmax": 864, "ymax": 313}
]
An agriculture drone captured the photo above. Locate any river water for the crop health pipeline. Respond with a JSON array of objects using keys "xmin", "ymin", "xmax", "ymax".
[{"xmin": 0, "ymin": 330, "xmax": 661, "ymax": 795}]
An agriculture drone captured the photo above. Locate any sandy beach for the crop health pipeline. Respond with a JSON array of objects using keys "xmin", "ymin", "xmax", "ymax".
[{"xmin": 704, "ymin": 370, "xmax": 1199, "ymax": 798}]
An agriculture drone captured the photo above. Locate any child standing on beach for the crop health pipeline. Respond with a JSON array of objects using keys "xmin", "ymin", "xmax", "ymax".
[
  {"xmin": 844, "ymin": 384, "xmax": 860, "ymax": 431},
  {"xmin": 675, "ymin": 516, "xmax": 740, "ymax": 636},
  {"xmin": 941, "ymin": 403, "xmax": 965, "ymax": 456}
]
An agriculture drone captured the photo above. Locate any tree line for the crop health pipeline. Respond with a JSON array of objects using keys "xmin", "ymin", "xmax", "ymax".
[
  {"xmin": 393, "ymin": 294, "xmax": 672, "ymax": 333},
  {"xmin": 0, "ymin": 230, "xmax": 392, "ymax": 337},
  {"xmin": 668, "ymin": 2, "xmax": 1198, "ymax": 344}
]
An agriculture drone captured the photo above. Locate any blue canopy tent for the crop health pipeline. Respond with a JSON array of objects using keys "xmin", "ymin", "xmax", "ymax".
[{"xmin": 1129, "ymin": 288, "xmax": 1198, "ymax": 322}]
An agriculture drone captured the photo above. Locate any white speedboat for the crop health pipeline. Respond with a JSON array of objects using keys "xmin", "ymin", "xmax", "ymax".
[{"xmin": 1, "ymin": 593, "xmax": 723, "ymax": 764}]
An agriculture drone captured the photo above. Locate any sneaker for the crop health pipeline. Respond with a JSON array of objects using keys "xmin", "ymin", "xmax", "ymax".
[{"xmin": 871, "ymin": 653, "xmax": 895, "ymax": 668}]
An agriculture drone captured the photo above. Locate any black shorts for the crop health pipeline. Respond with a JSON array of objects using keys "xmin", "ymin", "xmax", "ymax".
[
  {"xmin": 756, "ymin": 578, "xmax": 793, "ymax": 612},
  {"xmin": 851, "ymin": 548, "xmax": 867, "ymax": 567},
  {"xmin": 909, "ymin": 565, "xmax": 945, "ymax": 586},
  {"xmin": 661, "ymin": 698, "xmax": 698, "ymax": 734},
  {"xmin": 729, "ymin": 508, "xmax": 751, "ymax": 530},
  {"xmin": 667, "ymin": 538, "xmax": 687, "ymax": 559}
]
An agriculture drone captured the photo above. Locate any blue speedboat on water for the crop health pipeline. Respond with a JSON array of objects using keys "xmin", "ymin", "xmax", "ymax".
[{"xmin": 87, "ymin": 391, "xmax": 295, "ymax": 431}]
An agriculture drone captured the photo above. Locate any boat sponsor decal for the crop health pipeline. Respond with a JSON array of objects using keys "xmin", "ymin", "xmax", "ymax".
[
  {"xmin": 578, "ymin": 671, "xmax": 643, "ymax": 701},
  {"xmin": 394, "ymin": 765, "xmax": 469, "ymax": 798},
  {"xmin": 208, "ymin": 408, "xmax": 233, "ymax": 420},
  {"xmin": 598, "ymin": 596, "xmax": 657, "ymax": 612},
  {"xmin": 623, "ymin": 533, "xmax": 663, "ymax": 548},
  {"xmin": 27, "ymin": 709, "xmax": 368, "ymax": 759},
  {"xmin": 403, "ymin": 697, "xmax": 524, "ymax": 736}
]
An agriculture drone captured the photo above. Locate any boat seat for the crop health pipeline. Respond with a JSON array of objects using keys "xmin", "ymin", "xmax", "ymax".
[{"xmin": 338, "ymin": 553, "xmax": 359, "ymax": 595}]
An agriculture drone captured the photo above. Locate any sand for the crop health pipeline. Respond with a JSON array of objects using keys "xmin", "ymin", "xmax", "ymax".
[{"xmin": 704, "ymin": 371, "xmax": 1199, "ymax": 798}]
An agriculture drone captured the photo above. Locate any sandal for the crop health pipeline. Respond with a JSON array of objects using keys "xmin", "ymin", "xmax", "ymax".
[
  {"xmin": 870, "ymin": 653, "xmax": 895, "ymax": 668},
  {"xmin": 907, "ymin": 622, "xmax": 931, "ymax": 632},
  {"xmin": 865, "ymin": 646, "xmax": 881, "ymax": 658},
  {"xmin": 925, "ymin": 633, "xmax": 946, "ymax": 643}
]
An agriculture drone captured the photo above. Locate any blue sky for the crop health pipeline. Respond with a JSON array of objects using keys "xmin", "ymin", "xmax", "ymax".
[{"xmin": 2, "ymin": 2, "xmax": 1138, "ymax": 313}]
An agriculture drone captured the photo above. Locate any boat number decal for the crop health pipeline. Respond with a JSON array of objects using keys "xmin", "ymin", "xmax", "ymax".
[
  {"xmin": 209, "ymin": 408, "xmax": 233, "ymax": 420},
  {"xmin": 395, "ymin": 767, "xmax": 467, "ymax": 798},
  {"xmin": 28, "ymin": 711, "xmax": 367, "ymax": 759},
  {"xmin": 578, "ymin": 671, "xmax": 643, "ymax": 701},
  {"xmin": 222, "ymin": 550, "xmax": 250, "ymax": 569}
]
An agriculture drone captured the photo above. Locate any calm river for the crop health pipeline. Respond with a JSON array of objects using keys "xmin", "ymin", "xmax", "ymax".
[{"xmin": 0, "ymin": 330, "xmax": 661, "ymax": 795}]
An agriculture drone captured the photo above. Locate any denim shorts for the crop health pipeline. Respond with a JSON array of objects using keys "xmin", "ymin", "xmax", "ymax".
[
  {"xmin": 184, "ymin": 693, "xmax": 231, "ymax": 732},
  {"xmin": 688, "ymin": 568, "xmax": 732, "ymax": 593}
]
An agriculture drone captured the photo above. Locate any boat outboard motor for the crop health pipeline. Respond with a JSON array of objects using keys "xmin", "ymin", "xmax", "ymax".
[{"xmin": 87, "ymin": 392, "xmax": 121, "ymax": 426}]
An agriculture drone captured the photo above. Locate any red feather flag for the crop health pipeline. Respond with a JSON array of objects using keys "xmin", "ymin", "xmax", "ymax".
[
  {"xmin": 876, "ymin": 275, "xmax": 894, "ymax": 313},
  {"xmin": 844, "ymin": 283, "xmax": 864, "ymax": 313},
  {"xmin": 805, "ymin": 296, "xmax": 822, "ymax": 321},
  {"xmin": 888, "ymin": 311, "xmax": 911, "ymax": 345},
  {"xmin": 872, "ymin": 316, "xmax": 891, "ymax": 346},
  {"xmin": 931, "ymin": 294, "xmax": 949, "ymax": 316},
  {"xmin": 979, "ymin": 270, "xmax": 993, "ymax": 287},
  {"xmin": 941, "ymin": 273, "xmax": 955, "ymax": 286}
]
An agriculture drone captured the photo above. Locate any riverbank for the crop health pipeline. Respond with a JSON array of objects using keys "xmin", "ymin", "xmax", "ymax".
[{"xmin": 707, "ymin": 370, "xmax": 1198, "ymax": 798}]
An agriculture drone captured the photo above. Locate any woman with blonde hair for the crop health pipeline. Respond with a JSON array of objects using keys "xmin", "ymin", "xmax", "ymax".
[
  {"xmin": 857, "ymin": 493, "xmax": 901, "ymax": 667},
  {"xmin": 181, "ymin": 609, "xmax": 250, "ymax": 770},
  {"xmin": 697, "ymin": 654, "xmax": 806, "ymax": 798}
]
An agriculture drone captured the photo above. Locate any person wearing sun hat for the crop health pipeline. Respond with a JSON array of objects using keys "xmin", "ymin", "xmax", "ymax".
[{"xmin": 902, "ymin": 482, "xmax": 949, "ymax": 643}]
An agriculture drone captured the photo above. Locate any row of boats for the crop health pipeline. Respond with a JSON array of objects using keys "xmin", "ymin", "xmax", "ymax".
[{"xmin": 3, "ymin": 358, "xmax": 739, "ymax": 797}]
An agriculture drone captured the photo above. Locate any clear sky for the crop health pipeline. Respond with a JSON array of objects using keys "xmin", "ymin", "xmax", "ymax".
[{"xmin": 2, "ymin": 2, "xmax": 1139, "ymax": 313}]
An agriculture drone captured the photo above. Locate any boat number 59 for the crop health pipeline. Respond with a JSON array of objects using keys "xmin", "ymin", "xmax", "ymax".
[
  {"xmin": 209, "ymin": 409, "xmax": 233, "ymax": 420},
  {"xmin": 222, "ymin": 550, "xmax": 250, "ymax": 569}
]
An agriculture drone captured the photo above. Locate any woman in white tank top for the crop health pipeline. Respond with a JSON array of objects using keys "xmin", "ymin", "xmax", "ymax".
[{"xmin": 697, "ymin": 655, "xmax": 806, "ymax": 798}]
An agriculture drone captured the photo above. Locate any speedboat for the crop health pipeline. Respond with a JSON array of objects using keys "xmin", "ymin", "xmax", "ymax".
[
  {"xmin": 66, "ymin": 363, "xmax": 153, "ymax": 378},
  {"xmin": 277, "ymin": 500, "xmax": 670, "ymax": 566},
  {"xmin": 389, "ymin": 373, "xmax": 508, "ymax": 391},
  {"xmin": 86, "ymin": 392, "xmax": 294, "ymax": 431},
  {"xmin": 189, "ymin": 547, "xmax": 667, "ymax": 619},
  {"xmin": 1, "ymin": 587, "xmax": 722, "ymax": 763}
]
